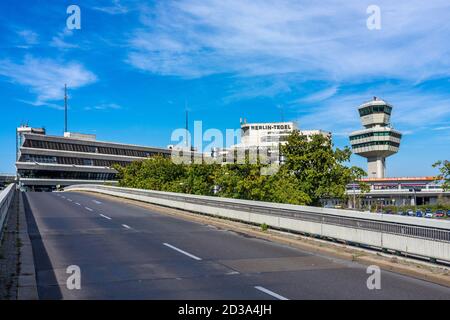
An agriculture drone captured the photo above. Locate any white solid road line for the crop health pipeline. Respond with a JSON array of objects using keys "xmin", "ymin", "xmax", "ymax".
[
  {"xmin": 92, "ymin": 200, "xmax": 102, "ymax": 205},
  {"xmin": 163, "ymin": 243, "xmax": 202, "ymax": 261},
  {"xmin": 254, "ymin": 286, "xmax": 289, "ymax": 300},
  {"xmin": 122, "ymin": 224, "xmax": 131, "ymax": 229},
  {"xmin": 100, "ymin": 214, "xmax": 112, "ymax": 220},
  {"xmin": 85, "ymin": 207, "xmax": 94, "ymax": 212},
  {"xmin": 75, "ymin": 202, "xmax": 81, "ymax": 206}
]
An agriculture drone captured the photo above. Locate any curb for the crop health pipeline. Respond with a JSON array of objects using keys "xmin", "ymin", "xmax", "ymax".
[{"xmin": 17, "ymin": 192, "xmax": 38, "ymax": 300}]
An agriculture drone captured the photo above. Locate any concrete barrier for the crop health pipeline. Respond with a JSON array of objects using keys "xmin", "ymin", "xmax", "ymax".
[
  {"xmin": 65, "ymin": 184, "xmax": 450, "ymax": 263},
  {"xmin": 0, "ymin": 184, "xmax": 16, "ymax": 242}
]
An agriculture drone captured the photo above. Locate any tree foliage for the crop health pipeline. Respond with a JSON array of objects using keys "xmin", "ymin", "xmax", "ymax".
[
  {"xmin": 114, "ymin": 130, "xmax": 367, "ymax": 206},
  {"xmin": 433, "ymin": 160, "xmax": 450, "ymax": 190}
]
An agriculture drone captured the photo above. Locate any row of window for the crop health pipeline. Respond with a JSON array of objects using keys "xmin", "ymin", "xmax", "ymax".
[
  {"xmin": 260, "ymin": 135, "xmax": 289, "ymax": 143},
  {"xmin": 20, "ymin": 154, "xmax": 130, "ymax": 167},
  {"xmin": 18, "ymin": 169, "xmax": 116, "ymax": 180},
  {"xmin": 24, "ymin": 139, "xmax": 166, "ymax": 158},
  {"xmin": 359, "ymin": 105, "xmax": 392, "ymax": 116},
  {"xmin": 350, "ymin": 131, "xmax": 401, "ymax": 141},
  {"xmin": 352, "ymin": 141, "xmax": 400, "ymax": 148}
]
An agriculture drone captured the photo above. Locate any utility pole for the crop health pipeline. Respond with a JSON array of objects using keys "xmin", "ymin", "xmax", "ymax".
[
  {"xmin": 64, "ymin": 84, "xmax": 68, "ymax": 133},
  {"xmin": 185, "ymin": 100, "xmax": 189, "ymax": 148}
]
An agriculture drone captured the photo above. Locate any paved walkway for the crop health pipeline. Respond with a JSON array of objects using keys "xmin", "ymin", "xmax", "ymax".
[{"xmin": 0, "ymin": 192, "xmax": 19, "ymax": 299}]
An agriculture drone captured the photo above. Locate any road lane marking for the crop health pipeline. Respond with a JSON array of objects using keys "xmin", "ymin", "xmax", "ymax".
[
  {"xmin": 67, "ymin": 199, "xmax": 73, "ymax": 202},
  {"xmin": 122, "ymin": 224, "xmax": 131, "ymax": 229},
  {"xmin": 226, "ymin": 271, "xmax": 240, "ymax": 275},
  {"xmin": 75, "ymin": 202, "xmax": 81, "ymax": 206},
  {"xmin": 163, "ymin": 243, "xmax": 202, "ymax": 261},
  {"xmin": 85, "ymin": 207, "xmax": 94, "ymax": 212},
  {"xmin": 100, "ymin": 214, "xmax": 112, "ymax": 220},
  {"xmin": 92, "ymin": 200, "xmax": 102, "ymax": 205},
  {"xmin": 254, "ymin": 286, "xmax": 289, "ymax": 300},
  {"xmin": 61, "ymin": 196, "xmax": 65, "ymax": 199}
]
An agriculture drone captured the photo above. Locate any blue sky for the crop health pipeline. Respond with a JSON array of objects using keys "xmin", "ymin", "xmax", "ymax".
[{"xmin": 0, "ymin": 0, "xmax": 449, "ymax": 176}]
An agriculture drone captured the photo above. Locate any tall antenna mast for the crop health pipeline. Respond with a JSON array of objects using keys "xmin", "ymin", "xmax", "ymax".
[
  {"xmin": 185, "ymin": 103, "xmax": 188, "ymax": 148},
  {"xmin": 64, "ymin": 84, "xmax": 68, "ymax": 133}
]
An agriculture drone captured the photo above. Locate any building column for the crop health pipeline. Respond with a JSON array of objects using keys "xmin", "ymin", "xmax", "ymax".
[{"xmin": 367, "ymin": 156, "xmax": 386, "ymax": 178}]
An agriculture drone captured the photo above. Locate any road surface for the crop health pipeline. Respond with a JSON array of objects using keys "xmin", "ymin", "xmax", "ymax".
[{"xmin": 23, "ymin": 191, "xmax": 450, "ymax": 299}]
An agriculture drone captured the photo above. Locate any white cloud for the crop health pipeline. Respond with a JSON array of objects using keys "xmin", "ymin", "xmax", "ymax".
[
  {"xmin": 295, "ymin": 90, "xmax": 450, "ymax": 134},
  {"xmin": 298, "ymin": 86, "xmax": 339, "ymax": 103},
  {"xmin": 0, "ymin": 56, "xmax": 97, "ymax": 105},
  {"xmin": 433, "ymin": 126, "xmax": 450, "ymax": 131},
  {"xmin": 50, "ymin": 29, "xmax": 78, "ymax": 49},
  {"xmin": 85, "ymin": 103, "xmax": 122, "ymax": 111},
  {"xmin": 127, "ymin": 0, "xmax": 450, "ymax": 81},
  {"xmin": 16, "ymin": 30, "xmax": 39, "ymax": 47},
  {"xmin": 93, "ymin": 0, "xmax": 129, "ymax": 15}
]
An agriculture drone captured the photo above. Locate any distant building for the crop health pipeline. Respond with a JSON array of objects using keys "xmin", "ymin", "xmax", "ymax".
[
  {"xmin": 344, "ymin": 176, "xmax": 450, "ymax": 209},
  {"xmin": 212, "ymin": 120, "xmax": 331, "ymax": 163},
  {"xmin": 349, "ymin": 97, "xmax": 402, "ymax": 178},
  {"xmin": 16, "ymin": 125, "xmax": 172, "ymax": 191},
  {"xmin": 0, "ymin": 173, "xmax": 15, "ymax": 189}
]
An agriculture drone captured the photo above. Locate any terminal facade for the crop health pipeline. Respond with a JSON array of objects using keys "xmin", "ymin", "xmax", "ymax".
[{"xmin": 16, "ymin": 125, "xmax": 172, "ymax": 191}]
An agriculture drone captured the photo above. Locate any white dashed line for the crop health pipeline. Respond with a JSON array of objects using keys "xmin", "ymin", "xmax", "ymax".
[
  {"xmin": 92, "ymin": 200, "xmax": 102, "ymax": 205},
  {"xmin": 226, "ymin": 271, "xmax": 240, "ymax": 275},
  {"xmin": 75, "ymin": 202, "xmax": 81, "ymax": 206},
  {"xmin": 163, "ymin": 243, "xmax": 202, "ymax": 261},
  {"xmin": 85, "ymin": 207, "xmax": 93, "ymax": 212},
  {"xmin": 122, "ymin": 224, "xmax": 131, "ymax": 229},
  {"xmin": 67, "ymin": 199, "xmax": 73, "ymax": 202},
  {"xmin": 100, "ymin": 214, "xmax": 112, "ymax": 220},
  {"xmin": 254, "ymin": 286, "xmax": 289, "ymax": 300},
  {"xmin": 61, "ymin": 196, "xmax": 65, "ymax": 199}
]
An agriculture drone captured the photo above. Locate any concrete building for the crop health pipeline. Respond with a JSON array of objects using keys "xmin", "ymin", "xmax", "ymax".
[
  {"xmin": 16, "ymin": 125, "xmax": 172, "ymax": 191},
  {"xmin": 213, "ymin": 120, "xmax": 331, "ymax": 163},
  {"xmin": 349, "ymin": 97, "xmax": 402, "ymax": 178},
  {"xmin": 0, "ymin": 174, "xmax": 15, "ymax": 189},
  {"xmin": 345, "ymin": 176, "xmax": 450, "ymax": 209}
]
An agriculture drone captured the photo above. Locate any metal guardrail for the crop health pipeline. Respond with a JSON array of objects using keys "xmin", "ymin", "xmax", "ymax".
[
  {"xmin": 65, "ymin": 184, "xmax": 450, "ymax": 263},
  {"xmin": 0, "ymin": 184, "xmax": 16, "ymax": 241}
]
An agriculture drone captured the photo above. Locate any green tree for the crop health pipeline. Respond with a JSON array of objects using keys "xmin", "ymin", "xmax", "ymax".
[
  {"xmin": 115, "ymin": 156, "xmax": 186, "ymax": 191},
  {"xmin": 433, "ymin": 160, "xmax": 450, "ymax": 190},
  {"xmin": 281, "ymin": 130, "xmax": 366, "ymax": 206},
  {"xmin": 114, "ymin": 131, "xmax": 366, "ymax": 207}
]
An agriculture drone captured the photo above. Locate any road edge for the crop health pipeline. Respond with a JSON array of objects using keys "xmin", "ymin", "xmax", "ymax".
[{"xmin": 17, "ymin": 192, "xmax": 39, "ymax": 300}]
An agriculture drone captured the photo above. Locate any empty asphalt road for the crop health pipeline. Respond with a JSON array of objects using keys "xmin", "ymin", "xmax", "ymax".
[{"xmin": 23, "ymin": 191, "xmax": 450, "ymax": 300}]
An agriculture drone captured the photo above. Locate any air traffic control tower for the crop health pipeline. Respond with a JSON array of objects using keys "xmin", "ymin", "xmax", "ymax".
[{"xmin": 349, "ymin": 97, "xmax": 402, "ymax": 178}]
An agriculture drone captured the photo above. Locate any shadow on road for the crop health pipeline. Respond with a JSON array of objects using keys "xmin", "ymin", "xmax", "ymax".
[{"xmin": 23, "ymin": 193, "xmax": 63, "ymax": 300}]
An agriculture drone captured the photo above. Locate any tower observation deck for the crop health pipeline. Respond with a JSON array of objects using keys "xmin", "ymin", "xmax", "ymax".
[{"xmin": 349, "ymin": 97, "xmax": 402, "ymax": 178}]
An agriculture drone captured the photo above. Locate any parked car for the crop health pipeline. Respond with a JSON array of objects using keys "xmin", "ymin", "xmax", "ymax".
[
  {"xmin": 435, "ymin": 210, "xmax": 445, "ymax": 218},
  {"xmin": 385, "ymin": 209, "xmax": 393, "ymax": 214},
  {"xmin": 425, "ymin": 212, "xmax": 433, "ymax": 218},
  {"xmin": 407, "ymin": 209, "xmax": 415, "ymax": 216},
  {"xmin": 398, "ymin": 211, "xmax": 406, "ymax": 216},
  {"xmin": 415, "ymin": 210, "xmax": 423, "ymax": 217},
  {"xmin": 447, "ymin": 210, "xmax": 450, "ymax": 217},
  {"xmin": 425, "ymin": 208, "xmax": 432, "ymax": 214}
]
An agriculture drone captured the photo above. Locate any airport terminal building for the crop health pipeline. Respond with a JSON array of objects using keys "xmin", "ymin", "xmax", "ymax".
[{"xmin": 16, "ymin": 125, "xmax": 172, "ymax": 191}]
